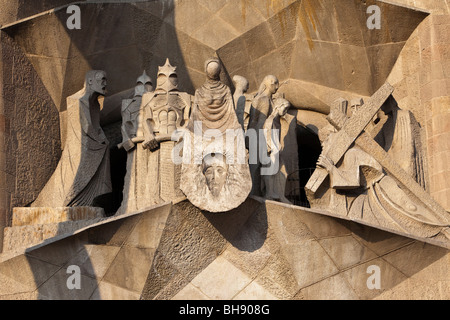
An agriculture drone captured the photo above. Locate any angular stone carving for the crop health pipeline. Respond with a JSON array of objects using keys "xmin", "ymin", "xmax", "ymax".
[
  {"xmin": 372, "ymin": 98, "xmax": 427, "ymax": 189},
  {"xmin": 117, "ymin": 71, "xmax": 154, "ymax": 215},
  {"xmin": 119, "ymin": 60, "xmax": 191, "ymax": 215},
  {"xmin": 32, "ymin": 71, "xmax": 112, "ymax": 208},
  {"xmin": 247, "ymin": 75, "xmax": 280, "ymax": 196},
  {"xmin": 262, "ymin": 98, "xmax": 298, "ymax": 204},
  {"xmin": 306, "ymin": 85, "xmax": 450, "ymax": 246},
  {"xmin": 180, "ymin": 58, "xmax": 251, "ymax": 213}
]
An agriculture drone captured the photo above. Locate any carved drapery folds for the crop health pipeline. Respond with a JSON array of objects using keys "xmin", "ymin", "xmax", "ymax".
[
  {"xmin": 306, "ymin": 84, "xmax": 450, "ymax": 247},
  {"xmin": 32, "ymin": 70, "xmax": 112, "ymax": 208},
  {"xmin": 180, "ymin": 58, "xmax": 252, "ymax": 213}
]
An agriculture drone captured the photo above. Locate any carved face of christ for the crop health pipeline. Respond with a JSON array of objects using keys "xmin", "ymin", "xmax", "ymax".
[{"xmin": 202, "ymin": 153, "xmax": 228, "ymax": 197}]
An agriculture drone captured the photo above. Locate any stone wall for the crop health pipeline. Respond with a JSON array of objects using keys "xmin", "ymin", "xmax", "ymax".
[
  {"xmin": 0, "ymin": 32, "xmax": 61, "ymax": 252},
  {"xmin": 0, "ymin": 200, "xmax": 447, "ymax": 300},
  {"xmin": 387, "ymin": 0, "xmax": 450, "ymax": 210}
]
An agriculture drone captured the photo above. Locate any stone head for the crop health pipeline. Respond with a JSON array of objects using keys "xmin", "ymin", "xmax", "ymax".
[
  {"xmin": 202, "ymin": 153, "xmax": 228, "ymax": 197},
  {"xmin": 205, "ymin": 58, "xmax": 221, "ymax": 81},
  {"xmin": 156, "ymin": 58, "xmax": 178, "ymax": 93},
  {"xmin": 135, "ymin": 70, "xmax": 153, "ymax": 97},
  {"xmin": 233, "ymin": 75, "xmax": 249, "ymax": 93},
  {"xmin": 258, "ymin": 75, "xmax": 279, "ymax": 97},
  {"xmin": 86, "ymin": 70, "xmax": 107, "ymax": 96},
  {"xmin": 350, "ymin": 98, "xmax": 364, "ymax": 116}
]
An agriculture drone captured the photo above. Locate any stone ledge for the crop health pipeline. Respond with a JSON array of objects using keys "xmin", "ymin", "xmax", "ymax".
[{"xmin": 12, "ymin": 207, "xmax": 105, "ymax": 227}]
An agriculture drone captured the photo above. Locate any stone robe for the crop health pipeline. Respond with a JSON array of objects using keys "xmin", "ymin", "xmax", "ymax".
[{"xmin": 32, "ymin": 91, "xmax": 112, "ymax": 207}]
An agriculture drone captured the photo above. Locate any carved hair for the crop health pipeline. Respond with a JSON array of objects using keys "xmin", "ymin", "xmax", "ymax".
[{"xmin": 256, "ymin": 75, "xmax": 278, "ymax": 98}]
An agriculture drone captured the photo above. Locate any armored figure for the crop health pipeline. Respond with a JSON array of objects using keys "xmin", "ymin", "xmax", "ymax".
[
  {"xmin": 142, "ymin": 58, "xmax": 191, "ymax": 150},
  {"xmin": 117, "ymin": 71, "xmax": 154, "ymax": 214}
]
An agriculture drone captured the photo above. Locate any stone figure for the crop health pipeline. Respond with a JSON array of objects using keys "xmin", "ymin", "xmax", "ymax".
[
  {"xmin": 187, "ymin": 57, "xmax": 241, "ymax": 134},
  {"xmin": 232, "ymin": 75, "xmax": 252, "ymax": 130},
  {"xmin": 372, "ymin": 97, "xmax": 427, "ymax": 189},
  {"xmin": 181, "ymin": 58, "xmax": 251, "ymax": 212},
  {"xmin": 142, "ymin": 59, "xmax": 191, "ymax": 145},
  {"xmin": 262, "ymin": 98, "xmax": 298, "ymax": 204},
  {"xmin": 117, "ymin": 71, "xmax": 154, "ymax": 214},
  {"xmin": 32, "ymin": 70, "xmax": 112, "ymax": 208},
  {"xmin": 247, "ymin": 75, "xmax": 280, "ymax": 196},
  {"xmin": 307, "ymin": 98, "xmax": 450, "ymax": 242},
  {"xmin": 121, "ymin": 59, "xmax": 190, "ymax": 209}
]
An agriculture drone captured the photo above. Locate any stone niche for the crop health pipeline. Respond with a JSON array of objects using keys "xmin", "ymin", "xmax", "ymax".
[{"xmin": 0, "ymin": 0, "xmax": 449, "ymax": 301}]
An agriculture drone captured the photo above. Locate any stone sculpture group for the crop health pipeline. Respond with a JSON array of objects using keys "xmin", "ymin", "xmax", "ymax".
[{"xmin": 29, "ymin": 57, "xmax": 449, "ymax": 245}]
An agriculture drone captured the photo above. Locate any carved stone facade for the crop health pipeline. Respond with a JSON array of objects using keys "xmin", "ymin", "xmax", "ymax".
[{"xmin": 0, "ymin": 0, "xmax": 449, "ymax": 301}]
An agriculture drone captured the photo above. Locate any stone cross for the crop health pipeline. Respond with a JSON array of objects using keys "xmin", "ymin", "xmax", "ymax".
[
  {"xmin": 306, "ymin": 82, "xmax": 394, "ymax": 194},
  {"xmin": 306, "ymin": 82, "xmax": 449, "ymax": 226}
]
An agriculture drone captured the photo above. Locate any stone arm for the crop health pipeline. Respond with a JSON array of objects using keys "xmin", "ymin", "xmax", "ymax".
[
  {"xmin": 120, "ymin": 118, "xmax": 136, "ymax": 152},
  {"xmin": 142, "ymin": 106, "xmax": 159, "ymax": 151},
  {"xmin": 80, "ymin": 103, "xmax": 107, "ymax": 145},
  {"xmin": 316, "ymin": 153, "xmax": 361, "ymax": 190},
  {"xmin": 248, "ymin": 96, "xmax": 271, "ymax": 131}
]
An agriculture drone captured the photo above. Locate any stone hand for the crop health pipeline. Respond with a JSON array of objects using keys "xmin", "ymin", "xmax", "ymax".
[
  {"xmin": 122, "ymin": 139, "xmax": 135, "ymax": 152},
  {"xmin": 317, "ymin": 155, "xmax": 334, "ymax": 171},
  {"xmin": 143, "ymin": 137, "xmax": 159, "ymax": 151}
]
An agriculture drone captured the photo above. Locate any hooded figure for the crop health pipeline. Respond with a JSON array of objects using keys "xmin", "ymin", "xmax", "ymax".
[{"xmin": 187, "ymin": 58, "xmax": 241, "ymax": 134}]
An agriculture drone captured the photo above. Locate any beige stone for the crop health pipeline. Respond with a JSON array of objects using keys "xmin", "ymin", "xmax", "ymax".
[
  {"xmin": 298, "ymin": 273, "xmax": 359, "ymax": 300},
  {"xmin": 190, "ymin": 256, "xmax": 252, "ymax": 300},
  {"xmin": 172, "ymin": 283, "xmax": 211, "ymax": 300},
  {"xmin": 102, "ymin": 246, "xmax": 155, "ymax": 293},
  {"xmin": 90, "ymin": 281, "xmax": 140, "ymax": 301},
  {"xmin": 286, "ymin": 240, "xmax": 339, "ymax": 286},
  {"xmin": 12, "ymin": 207, "xmax": 104, "ymax": 227},
  {"xmin": 318, "ymin": 236, "xmax": 378, "ymax": 270},
  {"xmin": 1, "ymin": 0, "xmax": 449, "ymax": 302},
  {"xmin": 31, "ymin": 70, "xmax": 112, "ymax": 208}
]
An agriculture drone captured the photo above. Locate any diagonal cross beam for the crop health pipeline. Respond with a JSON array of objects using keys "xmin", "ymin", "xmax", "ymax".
[{"xmin": 306, "ymin": 82, "xmax": 449, "ymax": 225}]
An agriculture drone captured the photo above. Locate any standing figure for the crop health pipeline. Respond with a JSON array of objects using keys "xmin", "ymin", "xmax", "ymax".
[
  {"xmin": 232, "ymin": 75, "xmax": 252, "ymax": 130},
  {"xmin": 32, "ymin": 70, "xmax": 112, "ymax": 208},
  {"xmin": 262, "ymin": 98, "xmax": 296, "ymax": 204},
  {"xmin": 187, "ymin": 58, "xmax": 241, "ymax": 134},
  {"xmin": 138, "ymin": 59, "xmax": 191, "ymax": 205},
  {"xmin": 247, "ymin": 75, "xmax": 279, "ymax": 196},
  {"xmin": 117, "ymin": 71, "xmax": 153, "ymax": 214}
]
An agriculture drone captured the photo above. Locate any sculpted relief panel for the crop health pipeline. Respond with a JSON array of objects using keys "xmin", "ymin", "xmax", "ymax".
[
  {"xmin": 13, "ymin": 60, "xmax": 449, "ymax": 247},
  {"xmin": 306, "ymin": 85, "xmax": 450, "ymax": 247}
]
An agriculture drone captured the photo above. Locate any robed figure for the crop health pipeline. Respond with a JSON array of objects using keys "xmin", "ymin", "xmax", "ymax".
[{"xmin": 32, "ymin": 71, "xmax": 112, "ymax": 208}]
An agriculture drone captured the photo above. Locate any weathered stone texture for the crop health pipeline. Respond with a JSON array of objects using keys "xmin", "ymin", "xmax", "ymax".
[
  {"xmin": 0, "ymin": 200, "xmax": 446, "ymax": 300},
  {"xmin": 0, "ymin": 32, "xmax": 61, "ymax": 252}
]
